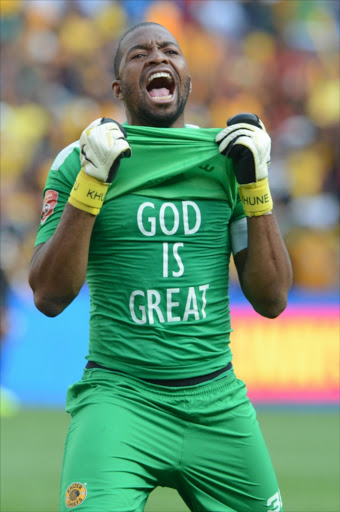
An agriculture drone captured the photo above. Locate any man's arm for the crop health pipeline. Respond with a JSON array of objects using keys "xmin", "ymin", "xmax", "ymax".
[
  {"xmin": 234, "ymin": 215, "xmax": 292, "ymax": 318},
  {"xmin": 29, "ymin": 205, "xmax": 96, "ymax": 317},
  {"xmin": 217, "ymin": 113, "xmax": 292, "ymax": 318},
  {"xmin": 29, "ymin": 118, "xmax": 131, "ymax": 317}
]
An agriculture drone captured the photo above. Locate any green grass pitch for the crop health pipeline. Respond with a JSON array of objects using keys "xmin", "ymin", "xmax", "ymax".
[{"xmin": 1, "ymin": 408, "xmax": 339, "ymax": 512}]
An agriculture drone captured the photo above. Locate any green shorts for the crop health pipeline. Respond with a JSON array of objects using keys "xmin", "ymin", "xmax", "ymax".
[{"xmin": 60, "ymin": 368, "xmax": 283, "ymax": 512}]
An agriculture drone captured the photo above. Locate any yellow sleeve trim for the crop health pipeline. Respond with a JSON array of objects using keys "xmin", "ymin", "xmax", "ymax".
[
  {"xmin": 68, "ymin": 169, "xmax": 109, "ymax": 215},
  {"xmin": 238, "ymin": 177, "xmax": 273, "ymax": 217}
]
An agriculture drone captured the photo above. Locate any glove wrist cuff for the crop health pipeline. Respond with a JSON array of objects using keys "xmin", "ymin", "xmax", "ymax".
[
  {"xmin": 68, "ymin": 168, "xmax": 109, "ymax": 215},
  {"xmin": 238, "ymin": 177, "xmax": 273, "ymax": 217}
]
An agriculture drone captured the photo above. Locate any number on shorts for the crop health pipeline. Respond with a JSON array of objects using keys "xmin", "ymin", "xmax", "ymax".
[{"xmin": 267, "ymin": 490, "xmax": 283, "ymax": 512}]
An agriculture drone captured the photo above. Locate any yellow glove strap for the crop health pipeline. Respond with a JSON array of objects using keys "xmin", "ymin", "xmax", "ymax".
[
  {"xmin": 238, "ymin": 177, "xmax": 273, "ymax": 217},
  {"xmin": 68, "ymin": 169, "xmax": 109, "ymax": 215}
]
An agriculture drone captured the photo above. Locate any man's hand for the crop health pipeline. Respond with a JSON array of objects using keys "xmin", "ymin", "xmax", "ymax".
[
  {"xmin": 80, "ymin": 118, "xmax": 131, "ymax": 184},
  {"xmin": 68, "ymin": 118, "xmax": 131, "ymax": 215},
  {"xmin": 215, "ymin": 113, "xmax": 273, "ymax": 216}
]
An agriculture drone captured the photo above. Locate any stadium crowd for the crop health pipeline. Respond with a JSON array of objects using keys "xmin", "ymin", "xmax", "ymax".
[{"xmin": 1, "ymin": 0, "xmax": 339, "ymax": 293}]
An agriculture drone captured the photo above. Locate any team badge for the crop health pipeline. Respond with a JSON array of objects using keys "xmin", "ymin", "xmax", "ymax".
[
  {"xmin": 65, "ymin": 482, "xmax": 87, "ymax": 508},
  {"xmin": 40, "ymin": 189, "xmax": 58, "ymax": 224}
]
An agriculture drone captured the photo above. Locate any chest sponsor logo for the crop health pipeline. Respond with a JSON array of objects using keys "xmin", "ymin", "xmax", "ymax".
[{"xmin": 199, "ymin": 164, "xmax": 215, "ymax": 172}]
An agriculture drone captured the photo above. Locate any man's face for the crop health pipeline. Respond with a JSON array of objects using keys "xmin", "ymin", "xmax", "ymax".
[{"xmin": 112, "ymin": 26, "xmax": 192, "ymax": 128}]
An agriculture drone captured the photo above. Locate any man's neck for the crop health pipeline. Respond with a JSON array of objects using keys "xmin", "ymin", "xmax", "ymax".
[{"xmin": 126, "ymin": 112, "xmax": 186, "ymax": 128}]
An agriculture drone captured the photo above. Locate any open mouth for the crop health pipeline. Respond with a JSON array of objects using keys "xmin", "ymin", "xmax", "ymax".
[{"xmin": 146, "ymin": 72, "xmax": 175, "ymax": 102}]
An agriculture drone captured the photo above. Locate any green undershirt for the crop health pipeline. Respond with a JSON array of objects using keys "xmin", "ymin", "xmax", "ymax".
[{"xmin": 35, "ymin": 126, "xmax": 245, "ymax": 379}]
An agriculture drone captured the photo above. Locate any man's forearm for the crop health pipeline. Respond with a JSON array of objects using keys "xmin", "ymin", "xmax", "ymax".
[
  {"xmin": 29, "ymin": 204, "xmax": 96, "ymax": 316},
  {"xmin": 29, "ymin": 118, "xmax": 131, "ymax": 317},
  {"xmin": 239, "ymin": 214, "xmax": 293, "ymax": 318}
]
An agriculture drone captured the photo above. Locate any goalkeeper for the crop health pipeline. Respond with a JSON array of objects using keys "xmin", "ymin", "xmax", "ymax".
[{"xmin": 29, "ymin": 22, "xmax": 292, "ymax": 512}]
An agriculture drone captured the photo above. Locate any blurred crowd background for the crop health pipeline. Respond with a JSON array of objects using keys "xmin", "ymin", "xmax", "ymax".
[
  {"xmin": 1, "ymin": 7, "xmax": 339, "ymax": 510},
  {"xmin": 1, "ymin": 0, "xmax": 339, "ymax": 299}
]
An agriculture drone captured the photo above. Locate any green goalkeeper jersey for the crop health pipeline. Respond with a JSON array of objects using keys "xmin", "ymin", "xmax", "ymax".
[{"xmin": 35, "ymin": 125, "xmax": 245, "ymax": 379}]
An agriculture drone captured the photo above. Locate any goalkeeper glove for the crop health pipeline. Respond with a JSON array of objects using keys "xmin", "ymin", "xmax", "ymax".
[
  {"xmin": 215, "ymin": 113, "xmax": 273, "ymax": 216},
  {"xmin": 68, "ymin": 118, "xmax": 131, "ymax": 215}
]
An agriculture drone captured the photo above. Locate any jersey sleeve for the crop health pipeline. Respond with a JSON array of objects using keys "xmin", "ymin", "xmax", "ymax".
[
  {"xmin": 230, "ymin": 191, "xmax": 245, "ymax": 224},
  {"xmin": 34, "ymin": 141, "xmax": 81, "ymax": 246}
]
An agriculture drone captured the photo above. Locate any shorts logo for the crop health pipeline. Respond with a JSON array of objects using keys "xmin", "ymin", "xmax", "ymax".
[
  {"xmin": 267, "ymin": 489, "xmax": 283, "ymax": 511},
  {"xmin": 40, "ymin": 189, "xmax": 58, "ymax": 224},
  {"xmin": 65, "ymin": 482, "xmax": 87, "ymax": 508}
]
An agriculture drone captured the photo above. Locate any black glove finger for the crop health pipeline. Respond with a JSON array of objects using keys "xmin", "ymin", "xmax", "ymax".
[
  {"xmin": 227, "ymin": 113, "xmax": 262, "ymax": 129},
  {"xmin": 100, "ymin": 117, "xmax": 128, "ymax": 138},
  {"xmin": 107, "ymin": 148, "xmax": 131, "ymax": 183},
  {"xmin": 230, "ymin": 145, "xmax": 256, "ymax": 184}
]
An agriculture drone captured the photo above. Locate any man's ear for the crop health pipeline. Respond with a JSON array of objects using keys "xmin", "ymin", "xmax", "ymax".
[
  {"xmin": 112, "ymin": 80, "xmax": 123, "ymax": 101},
  {"xmin": 189, "ymin": 80, "xmax": 192, "ymax": 94}
]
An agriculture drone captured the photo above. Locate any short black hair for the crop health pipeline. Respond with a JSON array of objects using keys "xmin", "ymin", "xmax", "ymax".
[{"xmin": 113, "ymin": 22, "xmax": 166, "ymax": 79}]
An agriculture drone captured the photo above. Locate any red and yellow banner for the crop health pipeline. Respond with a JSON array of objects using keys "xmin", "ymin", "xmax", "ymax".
[{"xmin": 230, "ymin": 304, "xmax": 339, "ymax": 403}]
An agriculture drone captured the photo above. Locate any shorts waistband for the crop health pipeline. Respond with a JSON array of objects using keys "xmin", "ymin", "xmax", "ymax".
[{"xmin": 85, "ymin": 361, "xmax": 232, "ymax": 387}]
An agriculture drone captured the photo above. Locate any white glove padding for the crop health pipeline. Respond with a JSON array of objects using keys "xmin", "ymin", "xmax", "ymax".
[
  {"xmin": 215, "ymin": 118, "xmax": 271, "ymax": 184},
  {"xmin": 80, "ymin": 118, "xmax": 131, "ymax": 184}
]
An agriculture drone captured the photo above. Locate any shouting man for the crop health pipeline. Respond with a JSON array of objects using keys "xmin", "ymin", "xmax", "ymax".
[{"xmin": 29, "ymin": 22, "xmax": 292, "ymax": 512}]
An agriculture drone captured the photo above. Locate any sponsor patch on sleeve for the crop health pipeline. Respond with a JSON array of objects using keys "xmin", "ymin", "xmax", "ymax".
[{"xmin": 40, "ymin": 190, "xmax": 59, "ymax": 224}]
